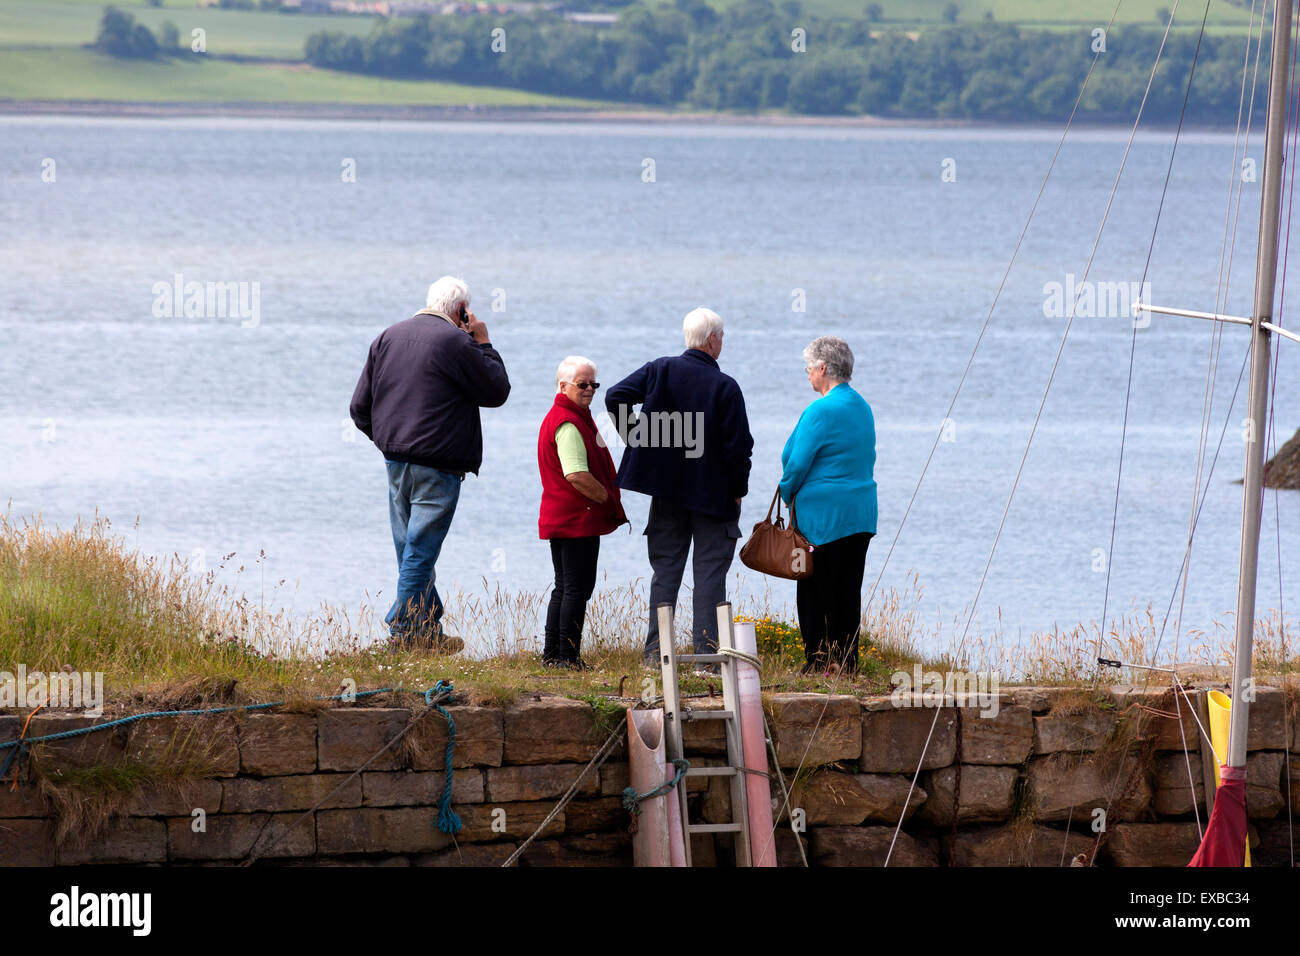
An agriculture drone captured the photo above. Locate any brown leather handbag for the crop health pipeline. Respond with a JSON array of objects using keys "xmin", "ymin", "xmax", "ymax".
[{"xmin": 739, "ymin": 489, "xmax": 814, "ymax": 580}]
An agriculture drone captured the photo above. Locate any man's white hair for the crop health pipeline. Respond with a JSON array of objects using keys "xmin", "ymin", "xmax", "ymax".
[
  {"xmin": 683, "ymin": 307, "xmax": 723, "ymax": 349},
  {"xmin": 556, "ymin": 355, "xmax": 597, "ymax": 391},
  {"xmin": 425, "ymin": 276, "xmax": 471, "ymax": 316}
]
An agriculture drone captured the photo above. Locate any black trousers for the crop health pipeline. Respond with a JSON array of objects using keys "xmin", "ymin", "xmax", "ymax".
[
  {"xmin": 544, "ymin": 536, "xmax": 600, "ymax": 662},
  {"xmin": 796, "ymin": 532, "xmax": 873, "ymax": 673}
]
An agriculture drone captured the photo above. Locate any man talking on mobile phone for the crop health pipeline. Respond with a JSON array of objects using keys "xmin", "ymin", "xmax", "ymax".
[{"xmin": 350, "ymin": 276, "xmax": 511, "ymax": 652}]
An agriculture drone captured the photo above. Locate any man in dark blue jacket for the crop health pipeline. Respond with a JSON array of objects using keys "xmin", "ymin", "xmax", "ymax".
[
  {"xmin": 350, "ymin": 276, "xmax": 510, "ymax": 650},
  {"xmin": 605, "ymin": 307, "xmax": 753, "ymax": 663}
]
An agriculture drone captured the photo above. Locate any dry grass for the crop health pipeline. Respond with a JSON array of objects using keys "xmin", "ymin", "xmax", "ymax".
[{"xmin": 1, "ymin": 513, "xmax": 1296, "ymax": 716}]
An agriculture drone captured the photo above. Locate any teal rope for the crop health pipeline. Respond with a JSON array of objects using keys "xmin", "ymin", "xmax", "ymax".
[
  {"xmin": 622, "ymin": 758, "xmax": 690, "ymax": 817},
  {"xmin": 425, "ymin": 680, "xmax": 461, "ymax": 834}
]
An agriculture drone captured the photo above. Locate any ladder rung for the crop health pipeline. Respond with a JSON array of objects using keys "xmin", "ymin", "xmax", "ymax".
[
  {"xmin": 687, "ymin": 823, "xmax": 745, "ymax": 834},
  {"xmin": 678, "ymin": 654, "xmax": 726, "ymax": 664},
  {"xmin": 685, "ymin": 766, "xmax": 739, "ymax": 777},
  {"xmin": 683, "ymin": 710, "xmax": 734, "ymax": 721}
]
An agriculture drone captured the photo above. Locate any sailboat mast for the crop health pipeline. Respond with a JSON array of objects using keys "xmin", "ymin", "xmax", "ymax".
[{"xmin": 1229, "ymin": 0, "xmax": 1291, "ymax": 769}]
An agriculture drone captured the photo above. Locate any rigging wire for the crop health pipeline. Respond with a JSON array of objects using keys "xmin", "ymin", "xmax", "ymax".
[
  {"xmin": 886, "ymin": 0, "xmax": 1191, "ymax": 866},
  {"xmin": 762, "ymin": 0, "xmax": 1135, "ymax": 873},
  {"xmin": 1061, "ymin": 0, "xmax": 1217, "ymax": 859},
  {"xmin": 859, "ymin": 0, "xmax": 1126, "ymax": 618}
]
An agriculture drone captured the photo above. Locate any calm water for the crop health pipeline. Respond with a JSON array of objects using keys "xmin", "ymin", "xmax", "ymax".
[{"xmin": 2, "ymin": 116, "xmax": 1298, "ymax": 656}]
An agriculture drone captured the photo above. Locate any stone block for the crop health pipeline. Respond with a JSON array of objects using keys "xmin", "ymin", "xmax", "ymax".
[
  {"xmin": 221, "ymin": 774, "xmax": 363, "ymax": 813},
  {"xmin": 1245, "ymin": 751, "xmax": 1284, "ymax": 819},
  {"xmin": 58, "ymin": 817, "xmax": 166, "ymax": 864},
  {"xmin": 456, "ymin": 801, "xmax": 564, "ymax": 843},
  {"xmin": 788, "ymin": 769, "xmax": 923, "ymax": 826},
  {"xmin": 407, "ymin": 705, "xmax": 504, "ymax": 770},
  {"xmin": 1252, "ymin": 819, "xmax": 1295, "ymax": 867},
  {"xmin": 0, "ymin": 818, "xmax": 56, "ymax": 865},
  {"xmin": 239, "ymin": 713, "xmax": 317, "ymax": 776},
  {"xmin": 859, "ymin": 705, "xmax": 955, "ymax": 773},
  {"xmin": 700, "ymin": 769, "xmax": 733, "ymax": 825},
  {"xmin": 1033, "ymin": 711, "xmax": 1118, "ymax": 754},
  {"xmin": 1289, "ymin": 758, "xmax": 1300, "ymax": 816},
  {"xmin": 517, "ymin": 832, "xmax": 632, "ymax": 866},
  {"xmin": 952, "ymin": 824, "xmax": 1094, "ymax": 867},
  {"xmin": 317, "ymin": 708, "xmax": 410, "ymax": 772},
  {"xmin": 1103, "ymin": 823, "xmax": 1201, "ymax": 867},
  {"xmin": 26, "ymin": 714, "xmax": 126, "ymax": 777},
  {"xmin": 690, "ymin": 832, "xmax": 718, "ymax": 867},
  {"xmin": 1152, "ymin": 753, "xmax": 1205, "ymax": 817},
  {"xmin": 1004, "ymin": 687, "xmax": 1098, "ymax": 714},
  {"xmin": 1110, "ymin": 687, "xmax": 1198, "ymax": 750},
  {"xmin": 768, "ymin": 693, "xmax": 861, "ymax": 768},
  {"xmin": 414, "ymin": 843, "xmax": 518, "ymax": 867},
  {"xmin": 485, "ymin": 763, "xmax": 600, "ymax": 803},
  {"xmin": 167, "ymin": 812, "xmax": 314, "ymax": 860},
  {"xmin": 917, "ymin": 764, "xmax": 1018, "ymax": 825},
  {"xmin": 127, "ymin": 715, "xmax": 239, "ymax": 776},
  {"xmin": 960, "ymin": 705, "xmax": 1032, "ymax": 765},
  {"xmin": 502, "ymin": 697, "xmax": 600, "ymax": 765},
  {"xmin": 1245, "ymin": 685, "xmax": 1288, "ymax": 751},
  {"xmin": 563, "ymin": 797, "xmax": 627, "ymax": 833},
  {"xmin": 774, "ymin": 829, "xmax": 807, "ymax": 868},
  {"xmin": 1026, "ymin": 752, "xmax": 1151, "ymax": 823},
  {"xmin": 681, "ymin": 699, "xmax": 727, "ymax": 755},
  {"xmin": 809, "ymin": 826, "xmax": 938, "ymax": 867},
  {"xmin": 362, "ymin": 769, "xmax": 484, "ymax": 807},
  {"xmin": 126, "ymin": 779, "xmax": 223, "ymax": 817},
  {"xmin": 0, "ymin": 783, "xmax": 46, "ymax": 818},
  {"xmin": 599, "ymin": 762, "xmax": 630, "ymax": 797},
  {"xmin": 316, "ymin": 806, "xmax": 456, "ymax": 855}
]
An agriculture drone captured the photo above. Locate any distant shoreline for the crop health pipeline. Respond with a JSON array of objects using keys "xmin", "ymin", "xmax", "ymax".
[{"xmin": 0, "ymin": 98, "xmax": 1242, "ymax": 131}]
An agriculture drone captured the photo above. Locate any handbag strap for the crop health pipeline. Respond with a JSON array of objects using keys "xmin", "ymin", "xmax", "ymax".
[
  {"xmin": 764, "ymin": 488, "xmax": 781, "ymax": 523},
  {"xmin": 765, "ymin": 487, "xmax": 801, "ymax": 531}
]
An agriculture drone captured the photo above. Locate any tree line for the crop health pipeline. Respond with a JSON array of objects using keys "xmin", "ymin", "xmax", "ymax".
[{"xmin": 304, "ymin": 0, "xmax": 1266, "ymax": 121}]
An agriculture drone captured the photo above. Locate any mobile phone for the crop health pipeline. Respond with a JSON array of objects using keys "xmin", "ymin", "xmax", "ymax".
[{"xmin": 458, "ymin": 304, "xmax": 469, "ymax": 327}]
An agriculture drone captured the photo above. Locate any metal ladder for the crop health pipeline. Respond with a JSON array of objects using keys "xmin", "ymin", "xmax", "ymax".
[{"xmin": 655, "ymin": 601, "xmax": 752, "ymax": 867}]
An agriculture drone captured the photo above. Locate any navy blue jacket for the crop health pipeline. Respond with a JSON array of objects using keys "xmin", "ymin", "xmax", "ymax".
[
  {"xmin": 605, "ymin": 349, "xmax": 753, "ymax": 518},
  {"xmin": 350, "ymin": 313, "xmax": 510, "ymax": 475}
]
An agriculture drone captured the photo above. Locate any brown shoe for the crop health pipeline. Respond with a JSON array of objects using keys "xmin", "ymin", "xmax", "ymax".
[{"xmin": 413, "ymin": 623, "xmax": 464, "ymax": 656}]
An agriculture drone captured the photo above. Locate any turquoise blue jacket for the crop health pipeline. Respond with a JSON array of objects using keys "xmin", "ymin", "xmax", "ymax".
[{"xmin": 778, "ymin": 382, "xmax": 877, "ymax": 547}]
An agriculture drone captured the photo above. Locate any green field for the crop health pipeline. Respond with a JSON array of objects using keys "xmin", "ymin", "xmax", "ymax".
[
  {"xmin": 0, "ymin": 1, "xmax": 375, "ymax": 59},
  {"xmin": 0, "ymin": 47, "xmax": 605, "ymax": 106}
]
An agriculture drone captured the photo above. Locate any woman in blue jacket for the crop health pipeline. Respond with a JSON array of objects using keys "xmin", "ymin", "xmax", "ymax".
[{"xmin": 779, "ymin": 336, "xmax": 877, "ymax": 675}]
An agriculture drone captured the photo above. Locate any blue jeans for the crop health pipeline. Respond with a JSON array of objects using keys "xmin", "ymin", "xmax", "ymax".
[{"xmin": 383, "ymin": 461, "xmax": 462, "ymax": 637}]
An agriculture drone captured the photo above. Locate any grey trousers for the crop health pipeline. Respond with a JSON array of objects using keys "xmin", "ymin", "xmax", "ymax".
[{"xmin": 643, "ymin": 496, "xmax": 741, "ymax": 659}]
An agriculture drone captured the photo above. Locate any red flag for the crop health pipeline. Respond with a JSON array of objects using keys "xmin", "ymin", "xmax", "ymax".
[{"xmin": 1187, "ymin": 765, "xmax": 1247, "ymax": 867}]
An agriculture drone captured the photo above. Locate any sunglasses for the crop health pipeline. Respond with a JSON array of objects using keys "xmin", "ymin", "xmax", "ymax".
[{"xmin": 568, "ymin": 381, "xmax": 600, "ymax": 391}]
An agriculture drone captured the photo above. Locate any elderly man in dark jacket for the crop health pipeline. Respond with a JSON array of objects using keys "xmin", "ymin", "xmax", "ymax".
[
  {"xmin": 605, "ymin": 307, "xmax": 753, "ymax": 664},
  {"xmin": 350, "ymin": 276, "xmax": 510, "ymax": 650}
]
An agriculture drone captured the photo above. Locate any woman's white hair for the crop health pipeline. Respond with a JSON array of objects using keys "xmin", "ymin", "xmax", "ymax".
[
  {"xmin": 683, "ymin": 307, "xmax": 724, "ymax": 349},
  {"xmin": 556, "ymin": 355, "xmax": 597, "ymax": 390},
  {"xmin": 425, "ymin": 276, "xmax": 471, "ymax": 316},
  {"xmin": 803, "ymin": 335, "xmax": 854, "ymax": 382}
]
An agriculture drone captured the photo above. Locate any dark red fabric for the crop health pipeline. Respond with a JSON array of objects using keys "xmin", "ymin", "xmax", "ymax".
[
  {"xmin": 538, "ymin": 393, "xmax": 627, "ymax": 539},
  {"xmin": 1187, "ymin": 764, "xmax": 1247, "ymax": 867}
]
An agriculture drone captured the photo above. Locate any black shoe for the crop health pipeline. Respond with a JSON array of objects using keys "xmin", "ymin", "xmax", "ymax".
[{"xmin": 568, "ymin": 657, "xmax": 590, "ymax": 672}]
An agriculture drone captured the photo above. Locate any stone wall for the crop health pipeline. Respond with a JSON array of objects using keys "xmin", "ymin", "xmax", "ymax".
[{"xmin": 1, "ymin": 684, "xmax": 1294, "ymax": 866}]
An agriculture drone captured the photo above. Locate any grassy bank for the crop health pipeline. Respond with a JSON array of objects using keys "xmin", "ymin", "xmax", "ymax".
[
  {"xmin": 0, "ymin": 513, "xmax": 1294, "ymax": 716},
  {"xmin": 0, "ymin": 48, "xmax": 607, "ymax": 107}
]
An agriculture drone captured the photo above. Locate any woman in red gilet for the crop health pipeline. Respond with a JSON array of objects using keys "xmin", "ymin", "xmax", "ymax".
[{"xmin": 537, "ymin": 355, "xmax": 628, "ymax": 668}]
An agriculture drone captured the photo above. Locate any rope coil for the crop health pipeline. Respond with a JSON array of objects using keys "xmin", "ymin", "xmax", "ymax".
[{"xmin": 621, "ymin": 758, "xmax": 690, "ymax": 818}]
